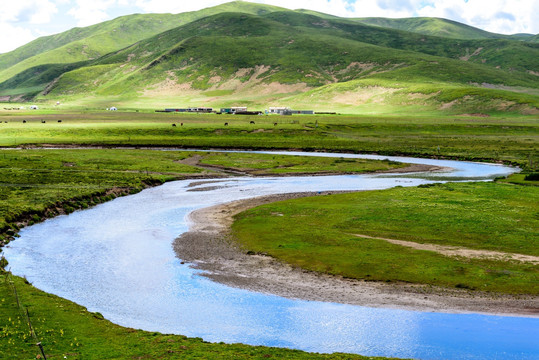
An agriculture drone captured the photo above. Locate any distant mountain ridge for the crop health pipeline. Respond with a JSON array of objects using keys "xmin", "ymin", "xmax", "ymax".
[
  {"xmin": 0, "ymin": 1, "xmax": 537, "ymax": 114},
  {"xmin": 352, "ymin": 17, "xmax": 534, "ymax": 40}
]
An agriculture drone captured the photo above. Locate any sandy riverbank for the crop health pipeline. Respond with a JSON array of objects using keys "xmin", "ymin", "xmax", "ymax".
[{"xmin": 173, "ymin": 191, "xmax": 538, "ymax": 318}]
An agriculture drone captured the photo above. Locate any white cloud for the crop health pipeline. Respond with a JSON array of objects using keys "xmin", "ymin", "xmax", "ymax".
[
  {"xmin": 0, "ymin": 23, "xmax": 37, "ymax": 53},
  {"xmin": 0, "ymin": 0, "xmax": 58, "ymax": 53},
  {"xmin": 416, "ymin": 0, "xmax": 539, "ymax": 34},
  {"xmin": 0, "ymin": 0, "xmax": 58, "ymax": 24},
  {"xmin": 67, "ymin": 0, "xmax": 119, "ymax": 26}
]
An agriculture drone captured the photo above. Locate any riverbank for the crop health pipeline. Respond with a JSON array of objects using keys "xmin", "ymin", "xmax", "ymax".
[{"xmin": 173, "ymin": 191, "xmax": 538, "ymax": 317}]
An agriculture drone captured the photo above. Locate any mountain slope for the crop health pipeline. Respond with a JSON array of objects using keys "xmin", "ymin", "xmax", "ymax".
[
  {"xmin": 0, "ymin": 2, "xmax": 537, "ymax": 114},
  {"xmin": 41, "ymin": 13, "xmax": 537, "ymax": 96},
  {"xmin": 0, "ymin": 1, "xmax": 287, "ymax": 83},
  {"xmin": 265, "ymin": 12, "xmax": 539, "ymax": 73}
]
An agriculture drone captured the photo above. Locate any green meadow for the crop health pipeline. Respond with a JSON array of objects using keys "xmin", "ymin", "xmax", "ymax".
[
  {"xmin": 0, "ymin": 148, "xmax": 408, "ymax": 235},
  {"xmin": 0, "ymin": 111, "xmax": 537, "ymax": 168},
  {"xmin": 232, "ymin": 182, "xmax": 538, "ymax": 294}
]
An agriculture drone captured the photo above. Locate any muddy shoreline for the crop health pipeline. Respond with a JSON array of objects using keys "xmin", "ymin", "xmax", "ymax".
[{"xmin": 174, "ymin": 192, "xmax": 538, "ymax": 318}]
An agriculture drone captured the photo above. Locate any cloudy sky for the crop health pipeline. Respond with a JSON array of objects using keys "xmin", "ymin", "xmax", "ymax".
[{"xmin": 1, "ymin": 0, "xmax": 538, "ymax": 54}]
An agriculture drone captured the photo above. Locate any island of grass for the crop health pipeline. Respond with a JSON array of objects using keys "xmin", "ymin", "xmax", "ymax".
[
  {"xmin": 231, "ymin": 182, "xmax": 539, "ymax": 295},
  {"xmin": 193, "ymin": 151, "xmax": 413, "ymax": 175}
]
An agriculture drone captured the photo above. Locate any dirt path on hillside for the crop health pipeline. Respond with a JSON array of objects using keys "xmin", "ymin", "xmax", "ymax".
[
  {"xmin": 352, "ymin": 234, "xmax": 539, "ymax": 264},
  {"xmin": 173, "ymin": 193, "xmax": 539, "ymax": 317}
]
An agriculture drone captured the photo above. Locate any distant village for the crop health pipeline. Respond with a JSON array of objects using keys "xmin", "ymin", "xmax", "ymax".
[{"xmin": 157, "ymin": 106, "xmax": 336, "ymax": 115}]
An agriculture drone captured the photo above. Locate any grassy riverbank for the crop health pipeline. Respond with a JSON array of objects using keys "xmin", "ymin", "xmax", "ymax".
[
  {"xmin": 0, "ymin": 149, "xmax": 203, "ymax": 238},
  {"xmin": 0, "ymin": 149, "xmax": 408, "ymax": 237},
  {"xmin": 0, "ymin": 111, "xmax": 537, "ymax": 168},
  {"xmin": 1, "ymin": 275, "xmax": 390, "ymax": 359},
  {"xmin": 232, "ymin": 182, "xmax": 539, "ymax": 294}
]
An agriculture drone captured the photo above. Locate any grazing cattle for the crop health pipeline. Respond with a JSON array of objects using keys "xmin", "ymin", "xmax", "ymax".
[
  {"xmin": 23, "ymin": 120, "xmax": 26, "ymax": 123},
  {"xmin": 224, "ymin": 122, "xmax": 228, "ymax": 126},
  {"xmin": 41, "ymin": 120, "xmax": 46, "ymax": 123},
  {"xmin": 172, "ymin": 123, "xmax": 176, "ymax": 127},
  {"xmin": 58, "ymin": 120, "xmax": 62, "ymax": 123},
  {"xmin": 273, "ymin": 122, "xmax": 277, "ymax": 126},
  {"xmin": 180, "ymin": 123, "xmax": 183, "ymax": 126},
  {"xmin": 250, "ymin": 121, "xmax": 255, "ymax": 124}
]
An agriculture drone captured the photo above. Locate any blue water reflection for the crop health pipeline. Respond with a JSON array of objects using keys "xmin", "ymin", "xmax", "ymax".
[{"xmin": 4, "ymin": 155, "xmax": 537, "ymax": 360}]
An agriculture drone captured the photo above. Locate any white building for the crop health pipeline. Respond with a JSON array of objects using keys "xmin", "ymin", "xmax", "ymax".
[{"xmin": 268, "ymin": 107, "xmax": 290, "ymax": 114}]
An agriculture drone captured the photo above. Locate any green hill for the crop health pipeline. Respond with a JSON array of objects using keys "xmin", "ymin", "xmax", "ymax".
[
  {"xmin": 0, "ymin": 1, "xmax": 286, "ymax": 83},
  {"xmin": 0, "ymin": 1, "xmax": 537, "ymax": 114},
  {"xmin": 352, "ymin": 17, "xmax": 534, "ymax": 40},
  {"xmin": 266, "ymin": 12, "xmax": 539, "ymax": 73}
]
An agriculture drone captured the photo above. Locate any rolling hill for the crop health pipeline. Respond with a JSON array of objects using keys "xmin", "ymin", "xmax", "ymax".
[
  {"xmin": 0, "ymin": 1, "xmax": 537, "ymax": 114},
  {"xmin": 0, "ymin": 2, "xmax": 286, "ymax": 84}
]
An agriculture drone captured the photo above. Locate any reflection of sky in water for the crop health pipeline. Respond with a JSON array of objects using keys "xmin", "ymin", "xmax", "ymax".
[{"xmin": 4, "ymin": 156, "xmax": 537, "ymax": 360}]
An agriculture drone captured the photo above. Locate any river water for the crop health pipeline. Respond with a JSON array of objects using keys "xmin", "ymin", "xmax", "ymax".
[{"xmin": 4, "ymin": 153, "xmax": 538, "ymax": 360}]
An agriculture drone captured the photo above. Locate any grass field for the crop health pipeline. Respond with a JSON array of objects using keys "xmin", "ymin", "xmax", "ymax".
[
  {"xmin": 0, "ymin": 111, "xmax": 537, "ymax": 168},
  {"xmin": 232, "ymin": 182, "xmax": 539, "ymax": 294}
]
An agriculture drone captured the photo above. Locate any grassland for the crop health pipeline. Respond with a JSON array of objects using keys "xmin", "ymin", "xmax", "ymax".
[
  {"xmin": 0, "ymin": 111, "xmax": 536, "ymax": 168},
  {"xmin": 351, "ymin": 17, "xmax": 535, "ymax": 40},
  {"xmin": 232, "ymin": 182, "xmax": 539, "ymax": 294}
]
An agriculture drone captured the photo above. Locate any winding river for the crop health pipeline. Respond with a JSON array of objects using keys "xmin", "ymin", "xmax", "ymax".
[{"xmin": 4, "ymin": 152, "xmax": 538, "ymax": 360}]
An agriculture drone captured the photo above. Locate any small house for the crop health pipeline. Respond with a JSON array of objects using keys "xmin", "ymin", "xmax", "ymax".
[
  {"xmin": 268, "ymin": 107, "xmax": 290, "ymax": 115},
  {"xmin": 220, "ymin": 107, "xmax": 248, "ymax": 114},
  {"xmin": 188, "ymin": 107, "xmax": 213, "ymax": 113}
]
